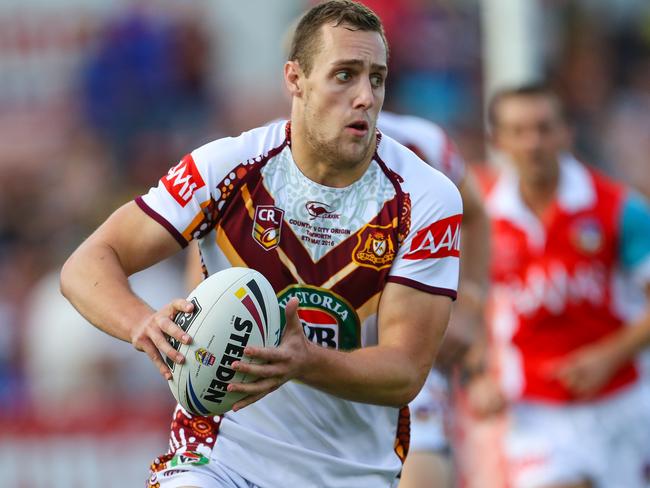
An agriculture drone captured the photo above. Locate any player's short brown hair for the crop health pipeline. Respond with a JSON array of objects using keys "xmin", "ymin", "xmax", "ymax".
[
  {"xmin": 288, "ymin": 0, "xmax": 387, "ymax": 76},
  {"xmin": 487, "ymin": 83, "xmax": 565, "ymax": 130}
]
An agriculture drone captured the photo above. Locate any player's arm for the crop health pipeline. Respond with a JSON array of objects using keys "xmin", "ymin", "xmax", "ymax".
[
  {"xmin": 185, "ymin": 241, "xmax": 204, "ymax": 292},
  {"xmin": 552, "ymin": 284, "xmax": 650, "ymax": 398},
  {"xmin": 552, "ymin": 192, "xmax": 650, "ymax": 397},
  {"xmin": 457, "ymin": 170, "xmax": 490, "ymax": 299},
  {"xmin": 436, "ymin": 170, "xmax": 490, "ymax": 370},
  {"xmin": 60, "ymin": 201, "xmax": 193, "ymax": 379}
]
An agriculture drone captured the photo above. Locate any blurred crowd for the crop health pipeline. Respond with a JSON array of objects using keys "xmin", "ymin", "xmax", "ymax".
[{"xmin": 0, "ymin": 0, "xmax": 648, "ymax": 486}]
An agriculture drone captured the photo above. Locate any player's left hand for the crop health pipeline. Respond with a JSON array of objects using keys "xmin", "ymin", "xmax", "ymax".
[
  {"xmin": 548, "ymin": 342, "xmax": 622, "ymax": 398},
  {"xmin": 227, "ymin": 297, "xmax": 310, "ymax": 411}
]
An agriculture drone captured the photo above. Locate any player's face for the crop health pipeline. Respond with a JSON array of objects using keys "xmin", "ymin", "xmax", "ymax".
[
  {"xmin": 492, "ymin": 95, "xmax": 569, "ymax": 186},
  {"xmin": 300, "ymin": 24, "xmax": 387, "ymax": 167}
]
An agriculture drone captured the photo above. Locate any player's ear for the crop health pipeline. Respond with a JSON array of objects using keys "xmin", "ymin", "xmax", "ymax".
[{"xmin": 284, "ymin": 61, "xmax": 303, "ymax": 97}]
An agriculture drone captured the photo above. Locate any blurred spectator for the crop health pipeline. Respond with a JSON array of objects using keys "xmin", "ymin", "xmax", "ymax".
[
  {"xmin": 24, "ymin": 255, "xmax": 186, "ymax": 419},
  {"xmin": 603, "ymin": 51, "xmax": 650, "ymax": 199},
  {"xmin": 80, "ymin": 5, "xmax": 215, "ymax": 183}
]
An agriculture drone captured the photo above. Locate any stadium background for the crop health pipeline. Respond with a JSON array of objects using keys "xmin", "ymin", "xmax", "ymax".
[{"xmin": 0, "ymin": 0, "xmax": 648, "ymax": 486}]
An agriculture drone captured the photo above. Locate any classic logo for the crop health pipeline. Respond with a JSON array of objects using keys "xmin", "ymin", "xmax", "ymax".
[
  {"xmin": 253, "ymin": 205, "xmax": 284, "ymax": 250},
  {"xmin": 352, "ymin": 223, "xmax": 396, "ymax": 270},
  {"xmin": 570, "ymin": 217, "xmax": 604, "ymax": 255},
  {"xmin": 161, "ymin": 155, "xmax": 205, "ymax": 207},
  {"xmin": 277, "ymin": 285, "xmax": 360, "ymax": 350},
  {"xmin": 305, "ymin": 201, "xmax": 340, "ymax": 220},
  {"xmin": 195, "ymin": 348, "xmax": 216, "ymax": 367},
  {"xmin": 166, "ymin": 297, "xmax": 202, "ymax": 372},
  {"xmin": 404, "ymin": 214, "xmax": 462, "ymax": 260}
]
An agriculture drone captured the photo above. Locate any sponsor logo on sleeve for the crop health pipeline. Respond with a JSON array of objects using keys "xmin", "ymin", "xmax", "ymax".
[
  {"xmin": 161, "ymin": 154, "xmax": 206, "ymax": 207},
  {"xmin": 404, "ymin": 214, "xmax": 461, "ymax": 260},
  {"xmin": 252, "ymin": 205, "xmax": 284, "ymax": 250}
]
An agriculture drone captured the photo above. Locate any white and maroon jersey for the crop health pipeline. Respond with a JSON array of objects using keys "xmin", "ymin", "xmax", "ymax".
[
  {"xmin": 138, "ymin": 120, "xmax": 462, "ymax": 487},
  {"xmin": 378, "ymin": 111, "xmax": 466, "ymax": 187},
  {"xmin": 487, "ymin": 154, "xmax": 650, "ymax": 403}
]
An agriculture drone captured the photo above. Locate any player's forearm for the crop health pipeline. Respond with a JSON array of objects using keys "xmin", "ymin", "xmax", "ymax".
[
  {"xmin": 297, "ymin": 342, "xmax": 428, "ymax": 407},
  {"xmin": 60, "ymin": 239, "xmax": 154, "ymax": 343}
]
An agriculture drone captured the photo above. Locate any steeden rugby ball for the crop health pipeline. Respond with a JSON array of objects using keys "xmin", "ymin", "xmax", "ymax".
[{"xmin": 166, "ymin": 267, "xmax": 281, "ymax": 415}]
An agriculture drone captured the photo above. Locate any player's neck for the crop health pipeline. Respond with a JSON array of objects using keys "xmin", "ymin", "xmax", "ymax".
[
  {"xmin": 519, "ymin": 176, "xmax": 558, "ymax": 218},
  {"xmin": 289, "ymin": 121, "xmax": 375, "ymax": 188}
]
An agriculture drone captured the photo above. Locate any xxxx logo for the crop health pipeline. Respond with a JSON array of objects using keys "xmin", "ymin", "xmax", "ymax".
[
  {"xmin": 352, "ymin": 223, "xmax": 396, "ymax": 270},
  {"xmin": 277, "ymin": 285, "xmax": 360, "ymax": 350},
  {"xmin": 252, "ymin": 205, "xmax": 284, "ymax": 251}
]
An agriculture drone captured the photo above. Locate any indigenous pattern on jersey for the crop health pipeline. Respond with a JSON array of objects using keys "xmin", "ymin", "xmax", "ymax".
[
  {"xmin": 487, "ymin": 155, "xmax": 650, "ymax": 402},
  {"xmin": 378, "ymin": 111, "xmax": 466, "ymax": 187},
  {"xmin": 138, "ymin": 120, "xmax": 462, "ymax": 487}
]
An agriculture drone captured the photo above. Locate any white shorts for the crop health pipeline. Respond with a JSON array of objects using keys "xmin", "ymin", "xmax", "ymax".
[
  {"xmin": 408, "ymin": 369, "xmax": 450, "ymax": 453},
  {"xmin": 504, "ymin": 383, "xmax": 650, "ymax": 488},
  {"xmin": 148, "ymin": 449, "xmax": 260, "ymax": 488}
]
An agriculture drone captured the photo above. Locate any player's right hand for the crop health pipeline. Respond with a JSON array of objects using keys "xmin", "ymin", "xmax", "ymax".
[{"xmin": 130, "ymin": 299, "xmax": 194, "ymax": 380}]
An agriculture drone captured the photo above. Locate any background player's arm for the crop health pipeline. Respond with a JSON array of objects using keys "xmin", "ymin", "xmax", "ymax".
[
  {"xmin": 60, "ymin": 201, "xmax": 192, "ymax": 379},
  {"xmin": 230, "ymin": 282, "xmax": 452, "ymax": 409},
  {"xmin": 436, "ymin": 170, "xmax": 490, "ymax": 370},
  {"xmin": 551, "ymin": 284, "xmax": 650, "ymax": 398}
]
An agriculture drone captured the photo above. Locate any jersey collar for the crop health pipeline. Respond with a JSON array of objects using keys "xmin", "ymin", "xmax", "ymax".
[{"xmin": 488, "ymin": 153, "xmax": 596, "ymax": 248}]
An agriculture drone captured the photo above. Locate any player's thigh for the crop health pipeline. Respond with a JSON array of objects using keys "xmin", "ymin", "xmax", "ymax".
[{"xmin": 399, "ymin": 451, "xmax": 452, "ymax": 488}]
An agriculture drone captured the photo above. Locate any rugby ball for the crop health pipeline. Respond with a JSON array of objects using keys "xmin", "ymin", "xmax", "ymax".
[{"xmin": 166, "ymin": 267, "xmax": 281, "ymax": 415}]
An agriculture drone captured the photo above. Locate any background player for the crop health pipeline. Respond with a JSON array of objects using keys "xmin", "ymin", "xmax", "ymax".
[
  {"xmin": 377, "ymin": 112, "xmax": 490, "ymax": 488},
  {"xmin": 60, "ymin": 2, "xmax": 462, "ymax": 487},
  {"xmin": 464, "ymin": 83, "xmax": 650, "ymax": 488}
]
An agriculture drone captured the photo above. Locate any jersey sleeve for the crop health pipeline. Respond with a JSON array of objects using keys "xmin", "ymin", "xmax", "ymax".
[
  {"xmin": 619, "ymin": 191, "xmax": 650, "ymax": 286},
  {"xmin": 388, "ymin": 171, "xmax": 463, "ymax": 299},
  {"xmin": 135, "ymin": 122, "xmax": 286, "ymax": 247},
  {"xmin": 136, "ymin": 151, "xmax": 219, "ymax": 248}
]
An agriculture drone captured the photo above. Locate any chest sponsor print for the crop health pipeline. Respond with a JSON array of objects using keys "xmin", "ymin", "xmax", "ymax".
[
  {"xmin": 253, "ymin": 205, "xmax": 284, "ymax": 250},
  {"xmin": 278, "ymin": 285, "xmax": 360, "ymax": 350},
  {"xmin": 352, "ymin": 223, "xmax": 396, "ymax": 270}
]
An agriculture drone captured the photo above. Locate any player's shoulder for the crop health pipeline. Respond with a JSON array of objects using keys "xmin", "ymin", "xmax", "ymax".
[
  {"xmin": 191, "ymin": 120, "xmax": 288, "ymax": 168},
  {"xmin": 378, "ymin": 111, "xmax": 446, "ymax": 142},
  {"xmin": 377, "ymin": 133, "xmax": 461, "ymax": 211}
]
